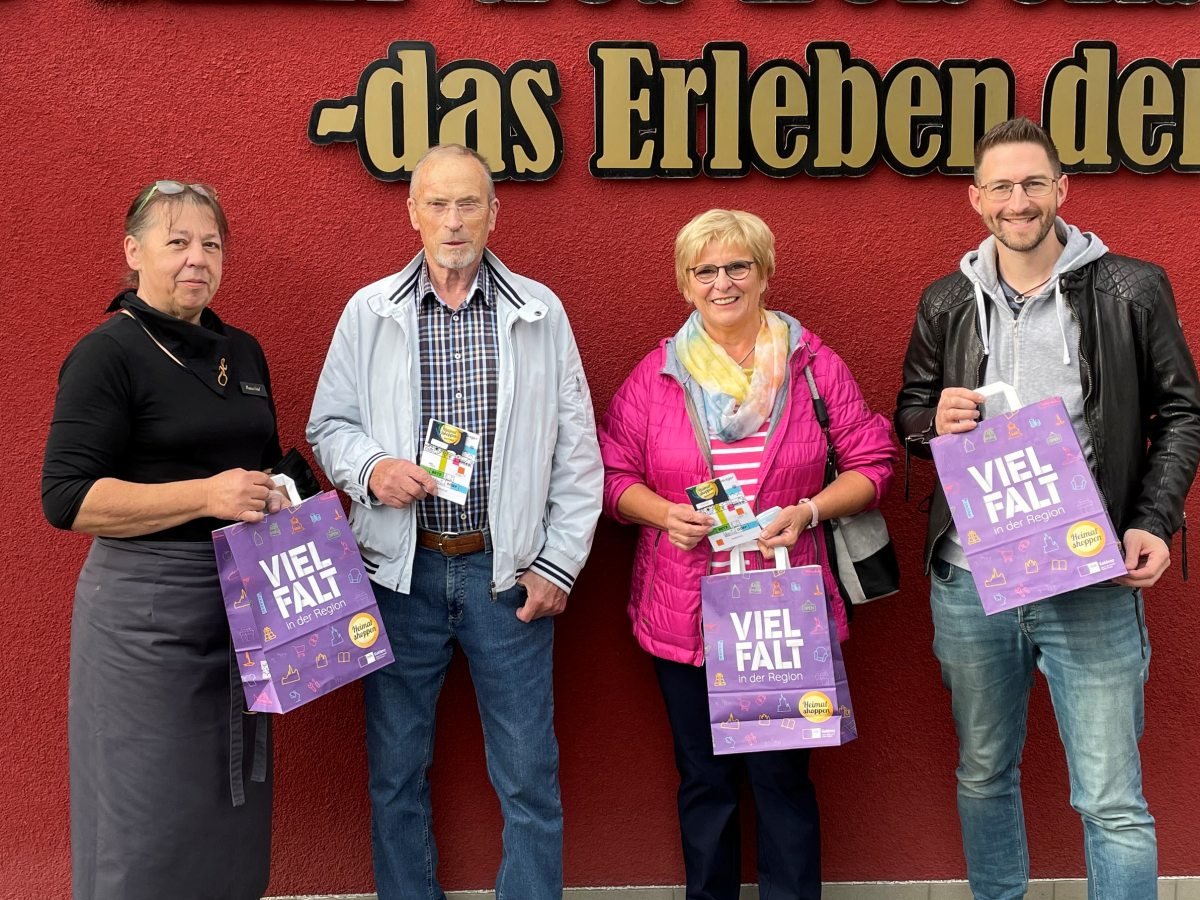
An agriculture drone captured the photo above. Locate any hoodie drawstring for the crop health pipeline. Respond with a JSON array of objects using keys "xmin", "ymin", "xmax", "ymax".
[
  {"xmin": 1054, "ymin": 279, "xmax": 1071, "ymax": 365},
  {"xmin": 974, "ymin": 282, "xmax": 990, "ymax": 358}
]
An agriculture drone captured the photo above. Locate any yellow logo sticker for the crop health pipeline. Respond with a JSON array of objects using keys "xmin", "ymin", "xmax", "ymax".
[
  {"xmin": 693, "ymin": 481, "xmax": 719, "ymax": 501},
  {"xmin": 1066, "ymin": 520, "xmax": 1106, "ymax": 557},
  {"xmin": 349, "ymin": 613, "xmax": 380, "ymax": 648},
  {"xmin": 438, "ymin": 423, "xmax": 462, "ymax": 445},
  {"xmin": 799, "ymin": 691, "xmax": 833, "ymax": 723}
]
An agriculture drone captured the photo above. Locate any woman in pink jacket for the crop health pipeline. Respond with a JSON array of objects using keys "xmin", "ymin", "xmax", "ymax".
[{"xmin": 599, "ymin": 209, "xmax": 897, "ymax": 900}]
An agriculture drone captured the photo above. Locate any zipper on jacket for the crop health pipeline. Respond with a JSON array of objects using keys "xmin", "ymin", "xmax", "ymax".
[
  {"xmin": 678, "ymin": 386, "xmax": 719, "ymax": 577},
  {"xmin": 680, "ymin": 385, "xmax": 715, "ymax": 475},
  {"xmin": 640, "ymin": 531, "xmax": 663, "ymax": 630},
  {"xmin": 489, "ymin": 317, "xmax": 519, "ymax": 522},
  {"xmin": 1063, "ymin": 289, "xmax": 1111, "ymax": 515},
  {"xmin": 1009, "ymin": 304, "xmax": 1023, "ymax": 401},
  {"xmin": 486, "ymin": 308, "xmax": 523, "ymax": 570}
]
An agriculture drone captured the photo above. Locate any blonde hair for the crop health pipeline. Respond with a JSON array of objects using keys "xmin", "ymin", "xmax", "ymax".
[{"xmin": 674, "ymin": 209, "xmax": 776, "ymax": 297}]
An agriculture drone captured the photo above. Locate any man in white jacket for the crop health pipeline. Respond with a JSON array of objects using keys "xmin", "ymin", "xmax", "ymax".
[{"xmin": 308, "ymin": 144, "xmax": 602, "ymax": 900}]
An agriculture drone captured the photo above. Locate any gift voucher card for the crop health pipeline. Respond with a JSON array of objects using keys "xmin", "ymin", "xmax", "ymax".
[
  {"xmin": 687, "ymin": 473, "xmax": 762, "ymax": 550},
  {"xmin": 419, "ymin": 419, "xmax": 480, "ymax": 506}
]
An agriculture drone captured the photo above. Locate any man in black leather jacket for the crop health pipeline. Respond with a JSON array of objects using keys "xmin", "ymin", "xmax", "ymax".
[{"xmin": 895, "ymin": 118, "xmax": 1200, "ymax": 900}]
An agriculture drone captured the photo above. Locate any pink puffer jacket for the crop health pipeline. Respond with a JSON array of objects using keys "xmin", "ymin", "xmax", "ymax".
[{"xmin": 599, "ymin": 318, "xmax": 897, "ymax": 666}]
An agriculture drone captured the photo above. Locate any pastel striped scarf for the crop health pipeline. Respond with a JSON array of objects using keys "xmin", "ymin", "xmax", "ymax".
[{"xmin": 673, "ymin": 309, "xmax": 790, "ymax": 442}]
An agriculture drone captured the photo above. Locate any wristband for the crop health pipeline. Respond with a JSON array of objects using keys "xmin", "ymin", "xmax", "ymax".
[{"xmin": 801, "ymin": 498, "xmax": 820, "ymax": 530}]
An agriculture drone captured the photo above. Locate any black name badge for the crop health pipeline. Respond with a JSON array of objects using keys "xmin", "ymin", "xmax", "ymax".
[{"xmin": 240, "ymin": 382, "xmax": 267, "ymax": 397}]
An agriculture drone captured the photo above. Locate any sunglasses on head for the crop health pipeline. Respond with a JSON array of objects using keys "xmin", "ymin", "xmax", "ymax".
[{"xmin": 132, "ymin": 181, "xmax": 218, "ymax": 218}]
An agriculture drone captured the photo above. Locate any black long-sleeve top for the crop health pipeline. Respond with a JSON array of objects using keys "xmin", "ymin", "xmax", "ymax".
[{"xmin": 42, "ymin": 292, "xmax": 282, "ymax": 542}]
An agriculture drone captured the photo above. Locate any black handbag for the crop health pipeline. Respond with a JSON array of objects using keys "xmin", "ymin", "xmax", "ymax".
[
  {"xmin": 802, "ymin": 366, "xmax": 900, "ymax": 606},
  {"xmin": 273, "ymin": 447, "xmax": 323, "ymax": 500}
]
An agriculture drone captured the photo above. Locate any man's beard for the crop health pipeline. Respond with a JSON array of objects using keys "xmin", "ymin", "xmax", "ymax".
[
  {"xmin": 992, "ymin": 207, "xmax": 1056, "ymax": 253},
  {"xmin": 433, "ymin": 245, "xmax": 480, "ymax": 271}
]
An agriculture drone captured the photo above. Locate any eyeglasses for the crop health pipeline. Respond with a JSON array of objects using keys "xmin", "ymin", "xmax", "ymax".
[
  {"xmin": 132, "ymin": 181, "xmax": 217, "ymax": 218},
  {"xmin": 976, "ymin": 177, "xmax": 1058, "ymax": 201},
  {"xmin": 688, "ymin": 260, "xmax": 755, "ymax": 284},
  {"xmin": 419, "ymin": 200, "xmax": 490, "ymax": 219}
]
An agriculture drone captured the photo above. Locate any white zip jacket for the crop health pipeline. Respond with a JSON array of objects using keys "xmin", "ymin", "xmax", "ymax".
[{"xmin": 307, "ymin": 249, "xmax": 602, "ymax": 596}]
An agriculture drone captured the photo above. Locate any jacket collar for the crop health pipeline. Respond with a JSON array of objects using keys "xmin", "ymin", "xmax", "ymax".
[
  {"xmin": 368, "ymin": 250, "xmax": 548, "ymax": 324},
  {"xmin": 108, "ymin": 290, "xmax": 232, "ymax": 396},
  {"xmin": 417, "ymin": 259, "xmax": 495, "ymax": 310}
]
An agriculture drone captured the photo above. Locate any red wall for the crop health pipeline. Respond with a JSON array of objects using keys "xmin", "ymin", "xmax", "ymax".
[{"xmin": 3, "ymin": 1, "xmax": 1200, "ymax": 897}]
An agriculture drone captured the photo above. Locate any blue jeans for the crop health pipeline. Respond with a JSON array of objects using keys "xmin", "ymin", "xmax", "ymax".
[
  {"xmin": 364, "ymin": 547, "xmax": 562, "ymax": 900},
  {"xmin": 930, "ymin": 558, "xmax": 1155, "ymax": 900}
]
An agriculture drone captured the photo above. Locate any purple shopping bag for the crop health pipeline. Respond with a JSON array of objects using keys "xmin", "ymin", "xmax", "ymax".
[
  {"xmin": 701, "ymin": 548, "xmax": 857, "ymax": 755},
  {"xmin": 930, "ymin": 385, "xmax": 1127, "ymax": 615},
  {"xmin": 213, "ymin": 490, "xmax": 393, "ymax": 714}
]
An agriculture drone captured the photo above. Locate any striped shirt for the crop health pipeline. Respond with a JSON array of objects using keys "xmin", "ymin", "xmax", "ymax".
[
  {"xmin": 708, "ymin": 425, "xmax": 770, "ymax": 573},
  {"xmin": 415, "ymin": 262, "xmax": 499, "ymax": 535}
]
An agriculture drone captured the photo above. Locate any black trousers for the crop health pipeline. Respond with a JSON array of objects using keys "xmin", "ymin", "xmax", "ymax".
[{"xmin": 653, "ymin": 656, "xmax": 822, "ymax": 900}]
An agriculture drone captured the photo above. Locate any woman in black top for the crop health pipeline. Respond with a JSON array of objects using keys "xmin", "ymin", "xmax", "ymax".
[{"xmin": 42, "ymin": 181, "xmax": 285, "ymax": 900}]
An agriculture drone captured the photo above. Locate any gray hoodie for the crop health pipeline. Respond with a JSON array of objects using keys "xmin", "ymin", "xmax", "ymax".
[{"xmin": 938, "ymin": 218, "xmax": 1109, "ymax": 568}]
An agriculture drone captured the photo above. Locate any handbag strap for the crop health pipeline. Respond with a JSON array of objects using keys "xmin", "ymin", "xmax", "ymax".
[
  {"xmin": 802, "ymin": 365, "xmax": 854, "ymax": 619},
  {"xmin": 802, "ymin": 365, "xmax": 839, "ymax": 489}
]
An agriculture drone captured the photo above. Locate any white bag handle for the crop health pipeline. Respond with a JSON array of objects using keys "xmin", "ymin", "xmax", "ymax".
[
  {"xmin": 976, "ymin": 381, "xmax": 1022, "ymax": 413},
  {"xmin": 730, "ymin": 544, "xmax": 790, "ymax": 575},
  {"xmin": 270, "ymin": 472, "xmax": 302, "ymax": 506}
]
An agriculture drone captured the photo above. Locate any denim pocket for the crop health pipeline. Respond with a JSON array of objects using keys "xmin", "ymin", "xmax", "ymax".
[
  {"xmin": 930, "ymin": 556, "xmax": 956, "ymax": 584},
  {"xmin": 497, "ymin": 582, "xmax": 529, "ymax": 609}
]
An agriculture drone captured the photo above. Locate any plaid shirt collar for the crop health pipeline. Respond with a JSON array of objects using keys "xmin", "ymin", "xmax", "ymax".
[{"xmin": 418, "ymin": 258, "xmax": 494, "ymax": 311}]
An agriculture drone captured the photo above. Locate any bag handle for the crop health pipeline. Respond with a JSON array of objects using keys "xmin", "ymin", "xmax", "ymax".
[
  {"xmin": 730, "ymin": 544, "xmax": 790, "ymax": 575},
  {"xmin": 976, "ymin": 381, "xmax": 1022, "ymax": 413},
  {"xmin": 270, "ymin": 472, "xmax": 302, "ymax": 506}
]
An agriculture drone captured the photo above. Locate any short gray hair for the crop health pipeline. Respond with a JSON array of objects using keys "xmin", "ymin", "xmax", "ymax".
[{"xmin": 410, "ymin": 144, "xmax": 496, "ymax": 202}]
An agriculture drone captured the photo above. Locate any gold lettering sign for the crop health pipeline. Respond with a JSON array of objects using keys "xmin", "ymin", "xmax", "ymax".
[
  {"xmin": 589, "ymin": 41, "xmax": 1014, "ymax": 177},
  {"xmin": 310, "ymin": 40, "xmax": 1200, "ymax": 180},
  {"xmin": 1042, "ymin": 41, "xmax": 1200, "ymax": 174},
  {"xmin": 309, "ymin": 41, "xmax": 563, "ymax": 181}
]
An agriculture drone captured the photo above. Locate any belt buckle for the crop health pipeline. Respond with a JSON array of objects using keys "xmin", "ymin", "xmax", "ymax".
[{"xmin": 438, "ymin": 531, "xmax": 460, "ymax": 556}]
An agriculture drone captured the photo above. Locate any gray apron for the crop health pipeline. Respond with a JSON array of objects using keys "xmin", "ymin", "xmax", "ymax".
[{"xmin": 70, "ymin": 538, "xmax": 271, "ymax": 900}]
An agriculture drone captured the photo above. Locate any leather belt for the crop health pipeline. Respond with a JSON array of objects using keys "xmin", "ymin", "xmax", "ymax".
[{"xmin": 416, "ymin": 529, "xmax": 490, "ymax": 557}]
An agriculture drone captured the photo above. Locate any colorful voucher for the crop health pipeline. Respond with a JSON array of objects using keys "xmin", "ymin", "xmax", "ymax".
[
  {"xmin": 686, "ymin": 473, "xmax": 762, "ymax": 551},
  {"xmin": 419, "ymin": 418, "xmax": 480, "ymax": 506}
]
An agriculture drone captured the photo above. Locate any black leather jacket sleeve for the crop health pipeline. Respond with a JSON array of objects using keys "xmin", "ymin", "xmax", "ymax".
[
  {"xmin": 894, "ymin": 274, "xmax": 981, "ymax": 462},
  {"xmin": 1126, "ymin": 269, "xmax": 1200, "ymax": 541},
  {"xmin": 895, "ymin": 285, "xmax": 947, "ymax": 461}
]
